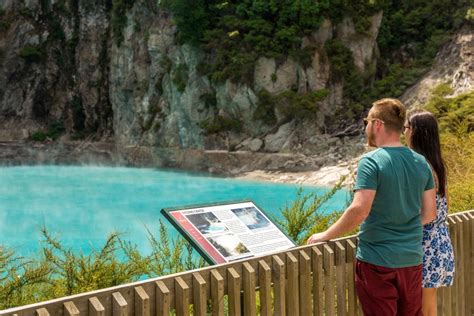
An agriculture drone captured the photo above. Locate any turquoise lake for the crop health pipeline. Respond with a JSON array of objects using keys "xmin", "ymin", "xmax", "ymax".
[{"xmin": 0, "ymin": 165, "xmax": 348, "ymax": 256}]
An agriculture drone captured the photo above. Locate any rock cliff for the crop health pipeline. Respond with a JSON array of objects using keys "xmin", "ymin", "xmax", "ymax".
[{"xmin": 0, "ymin": 1, "xmax": 380, "ymax": 155}]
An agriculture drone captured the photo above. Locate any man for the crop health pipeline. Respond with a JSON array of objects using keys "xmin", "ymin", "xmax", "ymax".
[{"xmin": 307, "ymin": 98, "xmax": 436, "ymax": 315}]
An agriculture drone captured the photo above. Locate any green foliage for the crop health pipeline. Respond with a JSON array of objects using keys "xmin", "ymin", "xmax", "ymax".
[
  {"xmin": 146, "ymin": 220, "xmax": 205, "ymax": 275},
  {"xmin": 425, "ymin": 85, "xmax": 474, "ymax": 133},
  {"xmin": 111, "ymin": 0, "xmax": 135, "ymax": 46},
  {"xmin": 0, "ymin": 247, "xmax": 50, "ymax": 309},
  {"xmin": 442, "ymin": 131, "xmax": 474, "ymax": 213},
  {"xmin": 253, "ymin": 88, "xmax": 329, "ymax": 124},
  {"xmin": 70, "ymin": 96, "xmax": 86, "ymax": 132},
  {"xmin": 199, "ymin": 115, "xmax": 243, "ymax": 135},
  {"xmin": 0, "ymin": 222, "xmax": 206, "ymax": 309},
  {"xmin": 40, "ymin": 228, "xmax": 148, "ymax": 296},
  {"xmin": 169, "ymin": 0, "xmax": 334, "ymax": 83},
  {"xmin": 30, "ymin": 122, "xmax": 65, "ymax": 142},
  {"xmin": 172, "ymin": 63, "xmax": 189, "ymax": 92},
  {"xmin": 423, "ymin": 85, "xmax": 474, "ymax": 212},
  {"xmin": 324, "ymin": 40, "xmax": 355, "ymax": 81},
  {"xmin": 275, "ymin": 176, "xmax": 349, "ymax": 245},
  {"xmin": 253, "ymin": 89, "xmax": 277, "ymax": 125},
  {"xmin": 19, "ymin": 45, "xmax": 44, "ymax": 63},
  {"xmin": 0, "ymin": 20, "xmax": 10, "ymax": 31}
]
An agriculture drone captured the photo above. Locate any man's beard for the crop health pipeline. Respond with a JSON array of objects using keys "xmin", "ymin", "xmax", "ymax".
[{"xmin": 367, "ymin": 125, "xmax": 376, "ymax": 147}]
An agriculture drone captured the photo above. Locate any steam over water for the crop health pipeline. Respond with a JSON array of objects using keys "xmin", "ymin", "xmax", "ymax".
[{"xmin": 0, "ymin": 165, "xmax": 347, "ymax": 255}]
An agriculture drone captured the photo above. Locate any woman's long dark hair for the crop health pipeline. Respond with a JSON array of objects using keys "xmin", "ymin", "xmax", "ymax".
[{"xmin": 408, "ymin": 111, "xmax": 447, "ymax": 196}]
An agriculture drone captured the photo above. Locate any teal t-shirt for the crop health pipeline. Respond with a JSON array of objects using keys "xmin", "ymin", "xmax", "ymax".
[{"xmin": 354, "ymin": 147, "xmax": 434, "ymax": 268}]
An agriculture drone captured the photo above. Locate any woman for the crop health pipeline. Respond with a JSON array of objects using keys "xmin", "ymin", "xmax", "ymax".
[{"xmin": 404, "ymin": 110, "xmax": 455, "ymax": 316}]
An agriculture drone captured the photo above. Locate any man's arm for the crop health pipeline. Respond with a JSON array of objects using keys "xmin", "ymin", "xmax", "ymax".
[
  {"xmin": 421, "ymin": 188, "xmax": 436, "ymax": 225},
  {"xmin": 307, "ymin": 189, "xmax": 375, "ymax": 244}
]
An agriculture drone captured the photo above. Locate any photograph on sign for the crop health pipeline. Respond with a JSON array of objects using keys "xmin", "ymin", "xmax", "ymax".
[{"xmin": 161, "ymin": 201, "xmax": 296, "ymax": 264}]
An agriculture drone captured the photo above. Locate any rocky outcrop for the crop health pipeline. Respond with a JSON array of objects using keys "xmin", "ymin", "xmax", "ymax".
[
  {"xmin": 401, "ymin": 25, "xmax": 474, "ymax": 108},
  {"xmin": 0, "ymin": 1, "xmax": 381, "ymax": 154},
  {"xmin": 0, "ymin": 1, "xmax": 392, "ymax": 177}
]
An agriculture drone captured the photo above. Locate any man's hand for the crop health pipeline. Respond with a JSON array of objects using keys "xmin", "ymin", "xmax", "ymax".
[{"xmin": 307, "ymin": 232, "xmax": 328, "ymax": 245}]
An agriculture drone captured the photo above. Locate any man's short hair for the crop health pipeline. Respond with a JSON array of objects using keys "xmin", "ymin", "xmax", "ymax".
[{"xmin": 370, "ymin": 98, "xmax": 406, "ymax": 133}]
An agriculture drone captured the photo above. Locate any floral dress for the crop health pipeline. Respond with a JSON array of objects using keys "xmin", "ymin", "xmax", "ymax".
[{"xmin": 422, "ymin": 194, "xmax": 455, "ymax": 288}]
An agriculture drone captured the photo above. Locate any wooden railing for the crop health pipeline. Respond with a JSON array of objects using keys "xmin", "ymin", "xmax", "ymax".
[{"xmin": 1, "ymin": 210, "xmax": 473, "ymax": 316}]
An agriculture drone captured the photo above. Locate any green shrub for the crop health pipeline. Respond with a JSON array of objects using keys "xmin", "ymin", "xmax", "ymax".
[
  {"xmin": 31, "ymin": 131, "xmax": 47, "ymax": 142},
  {"xmin": 19, "ymin": 45, "xmax": 44, "ymax": 63},
  {"xmin": 70, "ymin": 97, "xmax": 86, "ymax": 131},
  {"xmin": 0, "ymin": 20, "xmax": 10, "ymax": 31},
  {"xmin": 111, "ymin": 0, "xmax": 136, "ymax": 46},
  {"xmin": 275, "ymin": 175, "xmax": 352, "ymax": 245},
  {"xmin": 253, "ymin": 88, "xmax": 329, "ymax": 124},
  {"xmin": 172, "ymin": 63, "xmax": 188, "ymax": 92},
  {"xmin": 30, "ymin": 122, "xmax": 66, "ymax": 142},
  {"xmin": 199, "ymin": 115, "xmax": 242, "ymax": 134}
]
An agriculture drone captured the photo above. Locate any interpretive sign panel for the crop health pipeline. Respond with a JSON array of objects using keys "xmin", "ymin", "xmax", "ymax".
[{"xmin": 161, "ymin": 200, "xmax": 296, "ymax": 264}]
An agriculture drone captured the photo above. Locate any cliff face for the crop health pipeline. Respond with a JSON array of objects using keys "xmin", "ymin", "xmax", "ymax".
[
  {"xmin": 401, "ymin": 25, "xmax": 474, "ymax": 107},
  {"xmin": 0, "ymin": 0, "xmax": 381, "ymax": 157}
]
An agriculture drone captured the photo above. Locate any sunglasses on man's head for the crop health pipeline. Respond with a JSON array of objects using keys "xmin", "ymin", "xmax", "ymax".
[{"xmin": 363, "ymin": 118, "xmax": 385, "ymax": 127}]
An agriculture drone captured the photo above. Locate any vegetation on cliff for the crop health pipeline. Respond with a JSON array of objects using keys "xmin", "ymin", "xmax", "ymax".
[
  {"xmin": 425, "ymin": 85, "xmax": 474, "ymax": 212},
  {"xmin": 165, "ymin": 0, "xmax": 472, "ymax": 126}
]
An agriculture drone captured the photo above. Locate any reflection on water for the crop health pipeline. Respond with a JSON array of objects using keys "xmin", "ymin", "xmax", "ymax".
[{"xmin": 0, "ymin": 165, "xmax": 348, "ymax": 256}]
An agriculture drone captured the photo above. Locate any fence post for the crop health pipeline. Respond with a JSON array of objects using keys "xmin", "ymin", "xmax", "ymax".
[
  {"xmin": 243, "ymin": 262, "xmax": 256, "ymax": 316},
  {"xmin": 299, "ymin": 250, "xmax": 312, "ymax": 316},
  {"xmin": 64, "ymin": 302, "xmax": 79, "ymax": 316},
  {"xmin": 175, "ymin": 277, "xmax": 190, "ymax": 316},
  {"xmin": 134, "ymin": 286, "xmax": 150, "ymax": 316},
  {"xmin": 155, "ymin": 280, "xmax": 171, "ymax": 316},
  {"xmin": 312, "ymin": 246, "xmax": 324, "ymax": 316},
  {"xmin": 88, "ymin": 297, "xmax": 105, "ymax": 316},
  {"xmin": 323, "ymin": 244, "xmax": 335, "ymax": 316},
  {"xmin": 192, "ymin": 273, "xmax": 207, "ymax": 316},
  {"xmin": 345, "ymin": 239, "xmax": 357, "ymax": 315},
  {"xmin": 227, "ymin": 267, "xmax": 241, "ymax": 316},
  {"xmin": 335, "ymin": 241, "xmax": 347, "ymax": 316},
  {"xmin": 286, "ymin": 252, "xmax": 299, "ymax": 316},
  {"xmin": 258, "ymin": 260, "xmax": 272, "ymax": 316},
  {"xmin": 272, "ymin": 255, "xmax": 286, "ymax": 316},
  {"xmin": 211, "ymin": 269, "xmax": 224, "ymax": 316}
]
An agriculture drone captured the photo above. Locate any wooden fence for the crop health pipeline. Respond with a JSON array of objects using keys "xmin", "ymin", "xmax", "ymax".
[{"xmin": 1, "ymin": 210, "xmax": 473, "ymax": 316}]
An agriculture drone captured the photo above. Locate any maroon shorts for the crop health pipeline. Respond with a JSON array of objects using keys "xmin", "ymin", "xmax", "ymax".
[{"xmin": 355, "ymin": 259, "xmax": 422, "ymax": 316}]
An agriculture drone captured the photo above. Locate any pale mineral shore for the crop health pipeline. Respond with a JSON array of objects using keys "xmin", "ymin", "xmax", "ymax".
[{"xmin": 236, "ymin": 158, "xmax": 359, "ymax": 187}]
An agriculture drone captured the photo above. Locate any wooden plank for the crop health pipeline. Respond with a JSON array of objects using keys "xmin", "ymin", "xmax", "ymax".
[
  {"xmin": 461, "ymin": 213, "xmax": 471, "ymax": 315},
  {"xmin": 112, "ymin": 292, "xmax": 128, "ymax": 316},
  {"xmin": 298, "ymin": 250, "xmax": 312, "ymax": 316},
  {"xmin": 175, "ymin": 277, "xmax": 190, "ymax": 316},
  {"xmin": 469, "ymin": 212, "xmax": 474, "ymax": 316},
  {"xmin": 88, "ymin": 297, "xmax": 105, "ymax": 316},
  {"xmin": 192, "ymin": 272, "xmax": 207, "ymax": 316},
  {"xmin": 272, "ymin": 255, "xmax": 286, "ymax": 316},
  {"xmin": 258, "ymin": 260, "xmax": 272, "ymax": 316},
  {"xmin": 345, "ymin": 239, "xmax": 357, "ymax": 316},
  {"xmin": 134, "ymin": 286, "xmax": 150, "ymax": 316},
  {"xmin": 323, "ymin": 244, "xmax": 336, "ymax": 316},
  {"xmin": 35, "ymin": 308, "xmax": 49, "ymax": 316},
  {"xmin": 155, "ymin": 280, "xmax": 171, "ymax": 316},
  {"xmin": 64, "ymin": 301, "xmax": 80, "ymax": 316},
  {"xmin": 227, "ymin": 267, "xmax": 241, "ymax": 316},
  {"xmin": 242, "ymin": 262, "xmax": 256, "ymax": 316},
  {"xmin": 286, "ymin": 252, "xmax": 299, "ymax": 316},
  {"xmin": 335, "ymin": 241, "xmax": 347, "ymax": 316},
  {"xmin": 311, "ymin": 246, "xmax": 324, "ymax": 316},
  {"xmin": 211, "ymin": 270, "xmax": 224, "ymax": 316},
  {"xmin": 455, "ymin": 215, "xmax": 465, "ymax": 316},
  {"xmin": 448, "ymin": 216, "xmax": 457, "ymax": 316}
]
